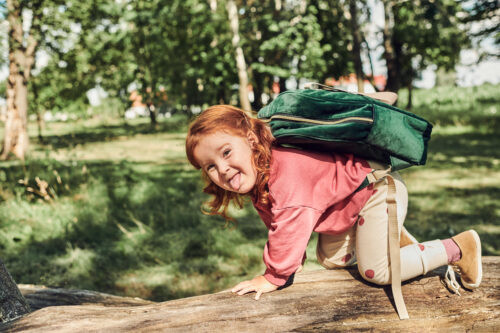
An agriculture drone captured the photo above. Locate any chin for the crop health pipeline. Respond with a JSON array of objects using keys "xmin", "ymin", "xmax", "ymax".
[{"xmin": 238, "ymin": 183, "xmax": 256, "ymax": 194}]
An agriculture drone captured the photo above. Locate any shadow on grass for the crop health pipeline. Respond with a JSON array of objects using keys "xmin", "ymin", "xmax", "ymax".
[
  {"xmin": 404, "ymin": 186, "xmax": 500, "ymax": 255},
  {"xmin": 0, "ymin": 158, "xmax": 266, "ymax": 301},
  {"xmin": 36, "ymin": 116, "xmax": 189, "ymax": 150},
  {"xmin": 427, "ymin": 131, "xmax": 500, "ymax": 168}
]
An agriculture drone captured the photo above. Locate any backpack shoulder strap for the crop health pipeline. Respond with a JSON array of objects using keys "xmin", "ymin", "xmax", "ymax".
[{"xmin": 362, "ymin": 161, "xmax": 409, "ymax": 320}]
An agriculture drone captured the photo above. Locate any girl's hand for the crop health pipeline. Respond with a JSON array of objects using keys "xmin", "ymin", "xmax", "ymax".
[{"xmin": 231, "ymin": 275, "xmax": 279, "ymax": 300}]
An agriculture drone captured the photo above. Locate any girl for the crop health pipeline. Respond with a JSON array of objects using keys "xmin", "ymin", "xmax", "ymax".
[{"xmin": 185, "ymin": 103, "xmax": 482, "ymax": 308}]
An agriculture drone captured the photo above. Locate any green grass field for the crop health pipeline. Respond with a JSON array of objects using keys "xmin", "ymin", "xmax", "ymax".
[{"xmin": 0, "ymin": 84, "xmax": 498, "ymax": 301}]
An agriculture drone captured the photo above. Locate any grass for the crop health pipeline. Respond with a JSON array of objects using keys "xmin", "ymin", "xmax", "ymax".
[{"xmin": 0, "ymin": 84, "xmax": 498, "ymax": 301}]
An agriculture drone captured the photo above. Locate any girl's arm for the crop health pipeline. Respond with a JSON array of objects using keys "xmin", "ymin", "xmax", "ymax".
[
  {"xmin": 231, "ymin": 275, "xmax": 278, "ymax": 300},
  {"xmin": 232, "ymin": 207, "xmax": 319, "ymax": 300}
]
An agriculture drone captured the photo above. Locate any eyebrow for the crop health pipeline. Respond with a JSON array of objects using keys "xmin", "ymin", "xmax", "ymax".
[
  {"xmin": 200, "ymin": 143, "xmax": 230, "ymax": 169},
  {"xmin": 216, "ymin": 143, "xmax": 230, "ymax": 152}
]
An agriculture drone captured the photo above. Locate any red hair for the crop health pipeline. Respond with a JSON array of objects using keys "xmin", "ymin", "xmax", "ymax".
[{"xmin": 186, "ymin": 105, "xmax": 274, "ymax": 222}]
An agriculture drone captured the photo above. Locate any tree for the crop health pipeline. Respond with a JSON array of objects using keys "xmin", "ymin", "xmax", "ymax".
[
  {"xmin": 458, "ymin": 0, "xmax": 499, "ymax": 60},
  {"xmin": 348, "ymin": 0, "xmax": 366, "ymax": 92},
  {"xmin": 1, "ymin": 0, "xmax": 43, "ymax": 160},
  {"xmin": 381, "ymin": 0, "xmax": 399, "ymax": 92},
  {"xmin": 1, "ymin": 0, "xmax": 120, "ymax": 157},
  {"xmin": 308, "ymin": 0, "xmax": 352, "ymax": 83},
  {"xmin": 226, "ymin": 0, "xmax": 251, "ymax": 111},
  {"xmin": 109, "ymin": 0, "xmax": 239, "ymax": 117},
  {"xmin": 238, "ymin": 0, "xmax": 326, "ymax": 110},
  {"xmin": 381, "ymin": 0, "xmax": 469, "ymax": 107}
]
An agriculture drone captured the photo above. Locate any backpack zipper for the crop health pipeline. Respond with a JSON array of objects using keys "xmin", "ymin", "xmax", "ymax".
[{"xmin": 261, "ymin": 114, "xmax": 373, "ymax": 125}]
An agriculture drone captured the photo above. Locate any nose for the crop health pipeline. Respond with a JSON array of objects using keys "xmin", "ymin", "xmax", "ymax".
[{"xmin": 218, "ymin": 161, "xmax": 230, "ymax": 175}]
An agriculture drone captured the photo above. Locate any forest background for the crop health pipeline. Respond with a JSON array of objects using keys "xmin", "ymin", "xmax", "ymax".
[{"xmin": 0, "ymin": 0, "xmax": 498, "ymax": 301}]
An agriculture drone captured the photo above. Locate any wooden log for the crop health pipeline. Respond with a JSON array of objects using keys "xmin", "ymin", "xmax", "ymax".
[
  {"xmin": 2, "ymin": 257, "xmax": 499, "ymax": 332},
  {"xmin": 18, "ymin": 285, "xmax": 154, "ymax": 311}
]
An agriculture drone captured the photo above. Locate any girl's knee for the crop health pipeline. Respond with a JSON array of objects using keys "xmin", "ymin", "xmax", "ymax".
[
  {"xmin": 317, "ymin": 252, "xmax": 355, "ymax": 269},
  {"xmin": 358, "ymin": 265, "xmax": 391, "ymax": 285}
]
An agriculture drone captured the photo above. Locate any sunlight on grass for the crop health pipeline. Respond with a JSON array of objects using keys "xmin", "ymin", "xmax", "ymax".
[{"xmin": 54, "ymin": 246, "xmax": 96, "ymax": 280}]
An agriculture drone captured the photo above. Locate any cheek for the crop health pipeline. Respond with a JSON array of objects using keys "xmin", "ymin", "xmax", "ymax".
[{"xmin": 205, "ymin": 171, "xmax": 220, "ymax": 185}]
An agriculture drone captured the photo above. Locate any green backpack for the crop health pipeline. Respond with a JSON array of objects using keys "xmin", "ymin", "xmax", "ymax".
[{"xmin": 257, "ymin": 87, "xmax": 432, "ymax": 171}]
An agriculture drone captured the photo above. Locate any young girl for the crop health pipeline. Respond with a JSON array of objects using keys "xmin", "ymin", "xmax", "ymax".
[{"xmin": 185, "ymin": 104, "xmax": 482, "ymax": 307}]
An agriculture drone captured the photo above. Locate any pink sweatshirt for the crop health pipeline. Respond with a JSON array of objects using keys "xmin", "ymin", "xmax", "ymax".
[{"xmin": 253, "ymin": 147, "xmax": 374, "ymax": 286}]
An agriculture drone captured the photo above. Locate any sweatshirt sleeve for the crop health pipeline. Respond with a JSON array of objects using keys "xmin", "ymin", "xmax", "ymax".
[{"xmin": 262, "ymin": 206, "xmax": 322, "ymax": 286}]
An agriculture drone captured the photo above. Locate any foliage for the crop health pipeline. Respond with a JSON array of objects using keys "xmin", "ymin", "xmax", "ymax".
[
  {"xmin": 308, "ymin": 0, "xmax": 353, "ymax": 81},
  {"xmin": 0, "ymin": 85, "xmax": 498, "ymax": 301},
  {"xmin": 458, "ymin": 0, "xmax": 499, "ymax": 59},
  {"xmin": 0, "ymin": 0, "xmax": 482, "ymax": 122},
  {"xmin": 388, "ymin": 0, "xmax": 469, "ymax": 90}
]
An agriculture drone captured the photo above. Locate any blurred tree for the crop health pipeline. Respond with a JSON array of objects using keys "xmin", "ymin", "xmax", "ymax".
[
  {"xmin": 308, "ymin": 0, "xmax": 352, "ymax": 83},
  {"xmin": 30, "ymin": 1, "xmax": 115, "ymax": 122},
  {"xmin": 226, "ymin": 0, "xmax": 251, "ymax": 111},
  {"xmin": 348, "ymin": 0, "xmax": 364, "ymax": 92},
  {"xmin": 1, "ymin": 0, "xmax": 119, "ymax": 156},
  {"xmin": 118, "ymin": 0, "xmax": 238, "ymax": 118},
  {"xmin": 381, "ymin": 0, "xmax": 469, "ymax": 108},
  {"xmin": 458, "ymin": 0, "xmax": 499, "ymax": 60},
  {"xmin": 240, "ymin": 0, "xmax": 326, "ymax": 109},
  {"xmin": 1, "ymin": 0, "xmax": 43, "ymax": 160},
  {"xmin": 28, "ymin": 0, "xmax": 239, "ymax": 126}
]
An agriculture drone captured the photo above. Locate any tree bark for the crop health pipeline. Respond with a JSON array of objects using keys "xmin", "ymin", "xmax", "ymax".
[
  {"xmin": 407, "ymin": 81, "xmax": 413, "ymax": 110},
  {"xmin": 1, "ymin": 0, "xmax": 34, "ymax": 160},
  {"xmin": 363, "ymin": 36, "xmax": 380, "ymax": 92},
  {"xmin": 250, "ymin": 70, "xmax": 264, "ymax": 110},
  {"xmin": 382, "ymin": 0, "xmax": 400, "ymax": 93},
  {"xmin": 18, "ymin": 285, "xmax": 153, "ymax": 311},
  {"xmin": 0, "ymin": 259, "xmax": 31, "ymax": 323},
  {"xmin": 349, "ymin": 0, "xmax": 365, "ymax": 93},
  {"xmin": 226, "ymin": 0, "xmax": 251, "ymax": 111},
  {"xmin": 279, "ymin": 77, "xmax": 287, "ymax": 93},
  {"xmin": 3, "ymin": 257, "xmax": 499, "ymax": 332}
]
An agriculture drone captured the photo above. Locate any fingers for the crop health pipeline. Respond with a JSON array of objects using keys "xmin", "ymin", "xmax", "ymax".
[
  {"xmin": 236, "ymin": 286, "xmax": 255, "ymax": 296},
  {"xmin": 231, "ymin": 281, "xmax": 262, "ymax": 299},
  {"xmin": 231, "ymin": 281, "xmax": 250, "ymax": 293}
]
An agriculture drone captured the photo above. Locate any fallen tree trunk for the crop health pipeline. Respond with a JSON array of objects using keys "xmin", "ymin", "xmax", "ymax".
[
  {"xmin": 18, "ymin": 285, "xmax": 154, "ymax": 311},
  {"xmin": 3, "ymin": 257, "xmax": 499, "ymax": 332}
]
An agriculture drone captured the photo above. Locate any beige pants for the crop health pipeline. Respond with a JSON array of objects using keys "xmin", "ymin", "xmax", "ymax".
[{"xmin": 316, "ymin": 171, "xmax": 448, "ymax": 285}]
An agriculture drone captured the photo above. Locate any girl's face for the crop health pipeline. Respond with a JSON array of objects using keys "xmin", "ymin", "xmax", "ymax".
[{"xmin": 193, "ymin": 131, "xmax": 258, "ymax": 194}]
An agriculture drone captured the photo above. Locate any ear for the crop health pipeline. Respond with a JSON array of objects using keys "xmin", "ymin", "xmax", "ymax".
[{"xmin": 247, "ymin": 131, "xmax": 259, "ymax": 147}]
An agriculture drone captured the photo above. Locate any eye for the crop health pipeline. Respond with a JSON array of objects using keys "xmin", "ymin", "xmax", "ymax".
[
  {"xmin": 223, "ymin": 149, "xmax": 231, "ymax": 157},
  {"xmin": 206, "ymin": 164, "xmax": 215, "ymax": 172}
]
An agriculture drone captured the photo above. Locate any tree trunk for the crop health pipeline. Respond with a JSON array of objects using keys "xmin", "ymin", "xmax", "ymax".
[
  {"xmin": 275, "ymin": 0, "xmax": 282, "ymax": 11},
  {"xmin": 18, "ymin": 285, "xmax": 153, "ymax": 311},
  {"xmin": 226, "ymin": 0, "xmax": 251, "ymax": 111},
  {"xmin": 0, "ymin": 259, "xmax": 31, "ymax": 323},
  {"xmin": 382, "ymin": 0, "xmax": 400, "ymax": 93},
  {"xmin": 349, "ymin": 0, "xmax": 365, "ymax": 93},
  {"xmin": 31, "ymin": 80, "xmax": 45, "ymax": 143},
  {"xmin": 3, "ymin": 257, "xmax": 499, "ymax": 332},
  {"xmin": 363, "ymin": 36, "xmax": 380, "ymax": 92},
  {"xmin": 251, "ymin": 70, "xmax": 264, "ymax": 110},
  {"xmin": 1, "ymin": 0, "xmax": 33, "ymax": 160},
  {"xmin": 407, "ymin": 81, "xmax": 413, "ymax": 110},
  {"xmin": 279, "ymin": 77, "xmax": 287, "ymax": 93}
]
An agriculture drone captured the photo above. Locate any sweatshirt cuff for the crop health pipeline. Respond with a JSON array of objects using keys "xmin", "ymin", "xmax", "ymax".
[{"xmin": 263, "ymin": 268, "xmax": 290, "ymax": 286}]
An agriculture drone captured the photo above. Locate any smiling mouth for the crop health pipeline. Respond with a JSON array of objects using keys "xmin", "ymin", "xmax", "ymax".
[{"xmin": 229, "ymin": 173, "xmax": 241, "ymax": 191}]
